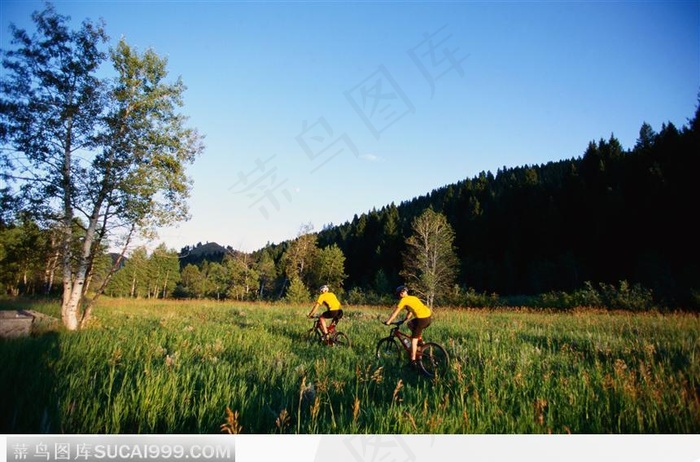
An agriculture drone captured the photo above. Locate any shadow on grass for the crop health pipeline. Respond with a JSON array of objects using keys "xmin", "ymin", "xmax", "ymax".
[{"xmin": 0, "ymin": 329, "xmax": 61, "ymax": 432}]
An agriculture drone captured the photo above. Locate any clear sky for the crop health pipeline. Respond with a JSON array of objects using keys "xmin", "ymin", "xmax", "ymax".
[{"xmin": 2, "ymin": 0, "xmax": 699, "ymax": 253}]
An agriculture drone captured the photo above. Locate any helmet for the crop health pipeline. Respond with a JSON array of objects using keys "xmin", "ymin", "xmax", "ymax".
[
  {"xmin": 319, "ymin": 285, "xmax": 329, "ymax": 292},
  {"xmin": 395, "ymin": 285, "xmax": 408, "ymax": 297}
]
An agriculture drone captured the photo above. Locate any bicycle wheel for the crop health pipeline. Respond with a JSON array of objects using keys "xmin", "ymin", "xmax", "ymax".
[
  {"xmin": 307, "ymin": 327, "xmax": 321, "ymax": 345},
  {"xmin": 375, "ymin": 337, "xmax": 403, "ymax": 368},
  {"xmin": 418, "ymin": 342, "xmax": 449, "ymax": 378},
  {"xmin": 331, "ymin": 332, "xmax": 351, "ymax": 347}
]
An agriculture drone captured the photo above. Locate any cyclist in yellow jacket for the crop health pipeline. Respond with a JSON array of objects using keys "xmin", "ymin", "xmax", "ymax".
[
  {"xmin": 308, "ymin": 285, "xmax": 343, "ymax": 341},
  {"xmin": 384, "ymin": 285, "xmax": 432, "ymax": 368}
]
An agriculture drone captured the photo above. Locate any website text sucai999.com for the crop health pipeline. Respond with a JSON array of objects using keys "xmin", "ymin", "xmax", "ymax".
[
  {"xmin": 91, "ymin": 443, "xmax": 232, "ymax": 459},
  {"xmin": 8, "ymin": 439, "xmax": 235, "ymax": 462}
]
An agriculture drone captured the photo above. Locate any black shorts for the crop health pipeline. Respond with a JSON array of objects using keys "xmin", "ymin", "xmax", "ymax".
[
  {"xmin": 321, "ymin": 309, "xmax": 343, "ymax": 322},
  {"xmin": 407, "ymin": 316, "xmax": 431, "ymax": 338}
]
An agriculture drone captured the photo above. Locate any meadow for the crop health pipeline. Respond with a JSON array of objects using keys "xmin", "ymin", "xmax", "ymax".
[{"xmin": 1, "ymin": 298, "xmax": 698, "ymax": 434}]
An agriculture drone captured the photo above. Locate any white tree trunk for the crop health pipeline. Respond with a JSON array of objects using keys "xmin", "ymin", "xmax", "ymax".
[{"xmin": 62, "ymin": 282, "xmax": 83, "ymax": 331}]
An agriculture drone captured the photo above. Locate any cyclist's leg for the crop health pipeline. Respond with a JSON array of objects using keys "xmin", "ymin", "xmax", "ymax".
[
  {"xmin": 319, "ymin": 311, "xmax": 333, "ymax": 337},
  {"xmin": 409, "ymin": 317, "xmax": 431, "ymax": 362},
  {"xmin": 330, "ymin": 309, "xmax": 343, "ymax": 327},
  {"xmin": 406, "ymin": 319, "xmax": 419, "ymax": 361}
]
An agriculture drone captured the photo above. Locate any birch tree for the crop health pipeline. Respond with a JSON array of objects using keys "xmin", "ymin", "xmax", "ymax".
[
  {"xmin": 0, "ymin": 4, "xmax": 203, "ymax": 329},
  {"xmin": 400, "ymin": 208, "xmax": 458, "ymax": 308}
]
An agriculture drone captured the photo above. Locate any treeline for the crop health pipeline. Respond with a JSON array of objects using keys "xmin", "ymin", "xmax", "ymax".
[
  {"xmin": 2, "ymin": 103, "xmax": 698, "ymax": 310},
  {"xmin": 167, "ymin": 104, "xmax": 698, "ymax": 310}
]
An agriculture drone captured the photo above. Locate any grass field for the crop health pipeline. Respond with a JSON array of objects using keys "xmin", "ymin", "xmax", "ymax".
[{"xmin": 1, "ymin": 298, "xmax": 698, "ymax": 434}]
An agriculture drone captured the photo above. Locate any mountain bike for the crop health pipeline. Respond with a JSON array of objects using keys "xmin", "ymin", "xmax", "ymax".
[
  {"xmin": 307, "ymin": 315, "xmax": 351, "ymax": 347},
  {"xmin": 375, "ymin": 318, "xmax": 448, "ymax": 378}
]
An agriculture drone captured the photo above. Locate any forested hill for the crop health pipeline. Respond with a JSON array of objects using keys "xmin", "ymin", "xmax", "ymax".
[
  {"xmin": 179, "ymin": 242, "xmax": 229, "ymax": 267},
  {"xmin": 272, "ymin": 106, "xmax": 699, "ymax": 308}
]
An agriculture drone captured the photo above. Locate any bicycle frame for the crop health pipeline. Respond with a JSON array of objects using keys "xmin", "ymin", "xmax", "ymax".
[
  {"xmin": 307, "ymin": 315, "xmax": 350, "ymax": 347},
  {"xmin": 376, "ymin": 318, "xmax": 448, "ymax": 378},
  {"xmin": 387, "ymin": 320, "xmax": 423, "ymax": 357},
  {"xmin": 311, "ymin": 315, "xmax": 338, "ymax": 335}
]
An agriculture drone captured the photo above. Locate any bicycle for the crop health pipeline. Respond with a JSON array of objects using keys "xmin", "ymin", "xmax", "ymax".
[
  {"xmin": 375, "ymin": 318, "xmax": 448, "ymax": 378},
  {"xmin": 307, "ymin": 315, "xmax": 351, "ymax": 347}
]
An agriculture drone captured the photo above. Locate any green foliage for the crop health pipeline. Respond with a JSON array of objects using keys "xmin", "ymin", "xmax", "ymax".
[
  {"xmin": 285, "ymin": 276, "xmax": 311, "ymax": 304},
  {"xmin": 345, "ymin": 287, "xmax": 393, "ymax": 306},
  {"xmin": 0, "ymin": 298, "xmax": 698, "ymax": 434},
  {"xmin": 400, "ymin": 209, "xmax": 458, "ymax": 308},
  {"xmin": 223, "ymin": 252, "xmax": 260, "ymax": 301},
  {"xmin": 537, "ymin": 281, "xmax": 655, "ymax": 311},
  {"xmin": 447, "ymin": 285, "xmax": 500, "ymax": 308},
  {"xmin": 310, "ymin": 244, "xmax": 347, "ymax": 292},
  {"xmin": 0, "ymin": 218, "xmax": 54, "ymax": 295},
  {"xmin": 108, "ymin": 244, "xmax": 184, "ymax": 300},
  {"xmin": 597, "ymin": 280, "xmax": 655, "ymax": 312},
  {"xmin": 281, "ymin": 224, "xmax": 318, "ymax": 284}
]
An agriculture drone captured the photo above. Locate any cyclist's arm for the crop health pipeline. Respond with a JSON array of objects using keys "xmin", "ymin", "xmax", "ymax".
[
  {"xmin": 308, "ymin": 302, "xmax": 320, "ymax": 317},
  {"xmin": 385, "ymin": 305, "xmax": 403, "ymax": 324}
]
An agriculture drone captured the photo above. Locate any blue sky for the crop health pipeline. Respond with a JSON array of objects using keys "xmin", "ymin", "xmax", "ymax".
[{"xmin": 2, "ymin": 1, "xmax": 699, "ymax": 253}]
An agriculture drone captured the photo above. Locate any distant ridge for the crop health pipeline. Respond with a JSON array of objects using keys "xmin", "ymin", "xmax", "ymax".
[
  {"xmin": 178, "ymin": 242, "xmax": 228, "ymax": 267},
  {"xmin": 187, "ymin": 242, "xmax": 227, "ymax": 257}
]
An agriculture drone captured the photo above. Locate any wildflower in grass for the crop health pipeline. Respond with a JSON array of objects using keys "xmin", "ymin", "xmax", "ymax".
[
  {"xmin": 392, "ymin": 380, "xmax": 403, "ymax": 404},
  {"xmin": 297, "ymin": 376, "xmax": 315, "ymax": 433},
  {"xmin": 426, "ymin": 412, "xmax": 444, "ymax": 432},
  {"xmin": 453, "ymin": 361, "xmax": 465, "ymax": 386},
  {"xmin": 602, "ymin": 373, "xmax": 615, "ymax": 390},
  {"xmin": 643, "ymin": 342, "xmax": 656, "ymax": 359},
  {"xmin": 109, "ymin": 347, "xmax": 123, "ymax": 366},
  {"xmin": 352, "ymin": 397, "xmax": 360, "ymax": 424},
  {"xmin": 165, "ymin": 352, "xmax": 178, "ymax": 369},
  {"xmin": 331, "ymin": 379, "xmax": 345, "ymax": 392},
  {"xmin": 275, "ymin": 409, "xmax": 290, "ymax": 434},
  {"xmin": 310, "ymin": 396, "xmax": 321, "ymax": 423},
  {"xmin": 514, "ymin": 372, "xmax": 525, "ymax": 388},
  {"xmin": 294, "ymin": 364, "xmax": 307, "ymax": 377},
  {"xmin": 402, "ymin": 411, "xmax": 418, "ymax": 432},
  {"xmin": 355, "ymin": 364, "xmax": 384, "ymax": 384},
  {"xmin": 315, "ymin": 377, "xmax": 329, "ymax": 395},
  {"xmin": 614, "ymin": 358, "xmax": 628, "ymax": 374},
  {"xmin": 371, "ymin": 366, "xmax": 384, "ymax": 384},
  {"xmin": 220, "ymin": 407, "xmax": 243, "ymax": 434},
  {"xmin": 534, "ymin": 398, "xmax": 548, "ymax": 427}
]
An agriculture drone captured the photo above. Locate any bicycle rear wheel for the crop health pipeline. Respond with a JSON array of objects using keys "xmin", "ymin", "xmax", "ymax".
[
  {"xmin": 375, "ymin": 337, "xmax": 402, "ymax": 368},
  {"xmin": 418, "ymin": 342, "xmax": 448, "ymax": 378},
  {"xmin": 331, "ymin": 332, "xmax": 351, "ymax": 347}
]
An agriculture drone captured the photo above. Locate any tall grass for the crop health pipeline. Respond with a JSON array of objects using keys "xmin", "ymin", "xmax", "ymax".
[{"xmin": 1, "ymin": 298, "xmax": 698, "ymax": 434}]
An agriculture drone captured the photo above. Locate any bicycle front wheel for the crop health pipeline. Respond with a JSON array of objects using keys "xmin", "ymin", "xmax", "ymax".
[
  {"xmin": 307, "ymin": 327, "xmax": 321, "ymax": 345},
  {"xmin": 331, "ymin": 332, "xmax": 351, "ymax": 347},
  {"xmin": 418, "ymin": 342, "xmax": 449, "ymax": 378},
  {"xmin": 375, "ymin": 337, "xmax": 403, "ymax": 368}
]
